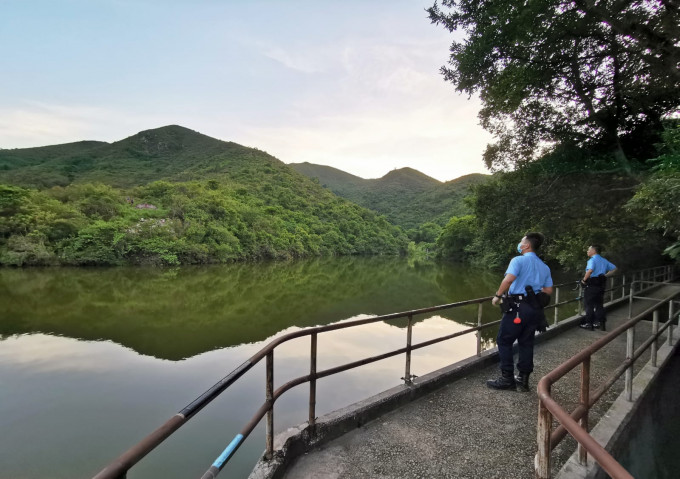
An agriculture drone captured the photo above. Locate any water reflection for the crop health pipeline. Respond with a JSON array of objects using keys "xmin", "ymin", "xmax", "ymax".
[
  {"xmin": 0, "ymin": 258, "xmax": 510, "ymax": 479},
  {"xmin": 0, "ymin": 258, "xmax": 501, "ymax": 360}
]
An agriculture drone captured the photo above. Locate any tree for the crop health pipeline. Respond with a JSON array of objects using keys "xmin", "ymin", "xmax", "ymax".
[
  {"xmin": 627, "ymin": 122, "xmax": 680, "ymax": 260},
  {"xmin": 411, "ymin": 222, "xmax": 443, "ymax": 243},
  {"xmin": 436, "ymin": 215, "xmax": 476, "ymax": 260},
  {"xmin": 428, "ymin": 0, "xmax": 680, "ymax": 171}
]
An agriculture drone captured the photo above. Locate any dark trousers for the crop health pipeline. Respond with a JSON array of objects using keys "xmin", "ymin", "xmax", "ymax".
[
  {"xmin": 497, "ymin": 301, "xmax": 541, "ymax": 374},
  {"xmin": 584, "ymin": 285, "xmax": 606, "ymax": 325}
]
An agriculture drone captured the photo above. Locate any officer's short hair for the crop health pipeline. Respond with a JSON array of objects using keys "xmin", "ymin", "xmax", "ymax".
[
  {"xmin": 525, "ymin": 232, "xmax": 545, "ymax": 252},
  {"xmin": 590, "ymin": 244, "xmax": 601, "ymax": 254}
]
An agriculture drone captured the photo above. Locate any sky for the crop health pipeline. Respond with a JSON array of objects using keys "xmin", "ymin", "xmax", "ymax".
[{"xmin": 0, "ymin": 0, "xmax": 492, "ymax": 182}]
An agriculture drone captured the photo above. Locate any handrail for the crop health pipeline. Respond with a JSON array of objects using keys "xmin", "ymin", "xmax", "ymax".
[
  {"xmin": 93, "ymin": 264, "xmax": 673, "ymax": 479},
  {"xmin": 536, "ymin": 269, "xmax": 679, "ymax": 479}
]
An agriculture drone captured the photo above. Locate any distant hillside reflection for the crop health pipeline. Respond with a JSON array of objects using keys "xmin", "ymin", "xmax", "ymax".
[{"xmin": 0, "ymin": 258, "xmax": 501, "ymax": 360}]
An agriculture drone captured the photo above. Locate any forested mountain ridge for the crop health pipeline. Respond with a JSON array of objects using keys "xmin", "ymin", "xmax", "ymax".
[
  {"xmin": 0, "ymin": 126, "xmax": 408, "ymax": 266},
  {"xmin": 0, "ymin": 125, "xmax": 289, "ymax": 188},
  {"xmin": 287, "ymin": 162, "xmax": 367, "ymax": 198},
  {"xmin": 290, "ymin": 161, "xmax": 488, "ymax": 230}
]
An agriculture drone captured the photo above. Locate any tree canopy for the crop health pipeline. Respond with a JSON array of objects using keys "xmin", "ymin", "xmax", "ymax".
[{"xmin": 428, "ymin": 0, "xmax": 680, "ymax": 171}]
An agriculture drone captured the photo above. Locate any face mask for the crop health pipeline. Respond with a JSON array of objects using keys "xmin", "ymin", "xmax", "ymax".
[{"xmin": 517, "ymin": 243, "xmax": 523, "ymax": 254}]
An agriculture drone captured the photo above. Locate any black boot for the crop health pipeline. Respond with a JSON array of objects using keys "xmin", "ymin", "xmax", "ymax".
[
  {"xmin": 487, "ymin": 370, "xmax": 516, "ymax": 390},
  {"xmin": 514, "ymin": 371, "xmax": 531, "ymax": 392}
]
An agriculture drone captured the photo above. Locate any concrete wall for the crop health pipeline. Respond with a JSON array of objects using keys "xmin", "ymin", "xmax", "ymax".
[{"xmin": 613, "ymin": 349, "xmax": 680, "ymax": 479}]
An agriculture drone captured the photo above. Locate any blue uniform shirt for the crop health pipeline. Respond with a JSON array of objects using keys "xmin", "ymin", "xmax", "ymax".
[
  {"xmin": 505, "ymin": 252, "xmax": 553, "ymax": 295},
  {"xmin": 586, "ymin": 254, "xmax": 616, "ymax": 277}
]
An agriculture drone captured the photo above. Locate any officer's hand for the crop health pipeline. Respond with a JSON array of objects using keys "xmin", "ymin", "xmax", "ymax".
[
  {"xmin": 492, "ymin": 296, "xmax": 501, "ymax": 306},
  {"xmin": 580, "ymin": 279, "xmax": 587, "ymax": 287}
]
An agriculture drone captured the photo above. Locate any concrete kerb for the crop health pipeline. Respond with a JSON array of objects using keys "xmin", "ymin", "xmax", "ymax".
[
  {"xmin": 247, "ymin": 292, "xmax": 636, "ymax": 479},
  {"xmin": 555, "ymin": 331, "xmax": 680, "ymax": 479}
]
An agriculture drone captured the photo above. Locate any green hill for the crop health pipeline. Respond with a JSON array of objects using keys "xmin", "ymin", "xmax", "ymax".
[
  {"xmin": 0, "ymin": 126, "xmax": 407, "ymax": 266},
  {"xmin": 287, "ymin": 162, "xmax": 367, "ymax": 198},
  {"xmin": 290, "ymin": 162, "xmax": 488, "ymax": 230},
  {"xmin": 0, "ymin": 125, "xmax": 290, "ymax": 188}
]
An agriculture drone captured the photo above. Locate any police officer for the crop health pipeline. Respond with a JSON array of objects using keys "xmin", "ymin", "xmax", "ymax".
[
  {"xmin": 488, "ymin": 232, "xmax": 553, "ymax": 392},
  {"xmin": 580, "ymin": 245, "xmax": 617, "ymax": 331}
]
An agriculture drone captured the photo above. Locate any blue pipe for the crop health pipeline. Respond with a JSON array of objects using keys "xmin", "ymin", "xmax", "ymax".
[{"xmin": 212, "ymin": 434, "xmax": 244, "ymax": 469}]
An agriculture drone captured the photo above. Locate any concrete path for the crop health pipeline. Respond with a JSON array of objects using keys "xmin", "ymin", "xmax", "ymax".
[{"xmin": 282, "ymin": 284, "xmax": 680, "ymax": 479}]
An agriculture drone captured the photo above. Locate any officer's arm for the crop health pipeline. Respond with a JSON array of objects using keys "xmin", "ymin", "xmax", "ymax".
[
  {"xmin": 495, "ymin": 274, "xmax": 516, "ymax": 297},
  {"xmin": 605, "ymin": 266, "xmax": 617, "ymax": 277},
  {"xmin": 582, "ymin": 269, "xmax": 594, "ymax": 282},
  {"xmin": 541, "ymin": 286, "xmax": 554, "ymax": 295}
]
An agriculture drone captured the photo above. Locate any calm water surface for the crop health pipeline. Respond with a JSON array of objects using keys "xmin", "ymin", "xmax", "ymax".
[{"xmin": 0, "ymin": 257, "xmax": 573, "ymax": 478}]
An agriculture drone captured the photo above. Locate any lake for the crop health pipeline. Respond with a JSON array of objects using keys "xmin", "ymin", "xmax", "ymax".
[{"xmin": 0, "ymin": 257, "xmax": 576, "ymax": 478}]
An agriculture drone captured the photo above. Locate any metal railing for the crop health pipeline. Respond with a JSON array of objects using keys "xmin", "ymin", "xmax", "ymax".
[
  {"xmin": 536, "ymin": 266, "xmax": 679, "ymax": 479},
  {"xmin": 93, "ymin": 265, "xmax": 673, "ymax": 479}
]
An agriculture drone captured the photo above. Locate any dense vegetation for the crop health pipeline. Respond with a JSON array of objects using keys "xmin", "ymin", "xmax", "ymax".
[
  {"xmin": 436, "ymin": 142, "xmax": 676, "ymax": 270},
  {"xmin": 430, "ymin": 0, "xmax": 680, "ymax": 271},
  {"xmin": 290, "ymin": 162, "xmax": 487, "ymax": 231},
  {"xmin": 626, "ymin": 124, "xmax": 680, "ymax": 261},
  {"xmin": 428, "ymin": 0, "xmax": 679, "ymax": 172},
  {"xmin": 0, "ymin": 126, "xmax": 407, "ymax": 266}
]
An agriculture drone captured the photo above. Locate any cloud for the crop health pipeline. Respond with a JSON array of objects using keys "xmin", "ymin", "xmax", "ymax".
[
  {"xmin": 0, "ymin": 105, "xmax": 95, "ymax": 146},
  {"xmin": 0, "ymin": 334, "xmax": 136, "ymax": 373},
  {"xmin": 0, "ymin": 101, "xmax": 188, "ymax": 148},
  {"xmin": 235, "ymin": 77, "xmax": 491, "ymax": 181},
  {"xmin": 259, "ymin": 44, "xmax": 325, "ymax": 74},
  {"xmin": 222, "ymin": 35, "xmax": 492, "ymax": 181}
]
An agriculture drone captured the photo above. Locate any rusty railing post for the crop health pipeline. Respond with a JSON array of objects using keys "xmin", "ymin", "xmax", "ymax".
[
  {"xmin": 609, "ymin": 276, "xmax": 614, "ymax": 303},
  {"xmin": 628, "ymin": 280, "xmax": 635, "ymax": 319},
  {"xmin": 651, "ymin": 310, "xmax": 659, "ymax": 367},
  {"xmin": 668, "ymin": 300, "xmax": 675, "ymax": 347},
  {"xmin": 403, "ymin": 314, "xmax": 414, "ymax": 384},
  {"xmin": 265, "ymin": 351, "xmax": 274, "ymax": 459},
  {"xmin": 476, "ymin": 303, "xmax": 483, "ymax": 356},
  {"xmin": 553, "ymin": 287, "xmax": 559, "ymax": 326},
  {"xmin": 578, "ymin": 357, "xmax": 590, "ymax": 465},
  {"xmin": 621, "ymin": 274, "xmax": 626, "ymax": 299},
  {"xmin": 309, "ymin": 332, "xmax": 317, "ymax": 427},
  {"xmin": 536, "ymin": 392, "xmax": 552, "ymax": 479},
  {"xmin": 625, "ymin": 327, "xmax": 634, "ymax": 401}
]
